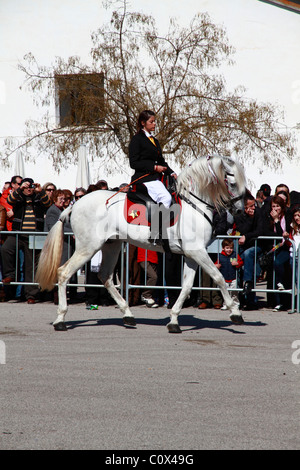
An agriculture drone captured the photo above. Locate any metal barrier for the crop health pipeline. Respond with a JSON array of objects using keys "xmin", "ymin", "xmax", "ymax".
[{"xmin": 0, "ymin": 231, "xmax": 299, "ymax": 312}]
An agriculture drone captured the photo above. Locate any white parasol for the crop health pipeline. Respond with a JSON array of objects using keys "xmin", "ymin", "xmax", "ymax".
[{"xmin": 75, "ymin": 144, "xmax": 90, "ymax": 189}]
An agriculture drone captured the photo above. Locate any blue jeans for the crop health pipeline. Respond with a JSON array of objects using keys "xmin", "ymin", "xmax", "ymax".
[
  {"xmin": 240, "ymin": 246, "xmax": 262, "ymax": 283},
  {"xmin": 273, "ymin": 249, "xmax": 290, "ymax": 306},
  {"xmin": 274, "ymin": 249, "xmax": 290, "ymax": 284}
]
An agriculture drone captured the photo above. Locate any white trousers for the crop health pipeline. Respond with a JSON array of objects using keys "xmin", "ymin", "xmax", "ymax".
[{"xmin": 144, "ymin": 180, "xmax": 172, "ymax": 208}]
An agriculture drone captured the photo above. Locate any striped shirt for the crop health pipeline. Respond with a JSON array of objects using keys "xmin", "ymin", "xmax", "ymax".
[{"xmin": 21, "ymin": 200, "xmax": 36, "ymax": 231}]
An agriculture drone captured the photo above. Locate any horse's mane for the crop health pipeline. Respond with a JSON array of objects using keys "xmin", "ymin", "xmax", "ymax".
[{"xmin": 177, "ymin": 156, "xmax": 245, "ymax": 209}]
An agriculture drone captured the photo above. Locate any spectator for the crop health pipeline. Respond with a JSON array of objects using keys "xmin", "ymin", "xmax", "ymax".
[
  {"xmin": 44, "ymin": 189, "xmax": 77, "ymax": 304},
  {"xmin": 261, "ymin": 195, "xmax": 291, "ymax": 311},
  {"xmin": 1, "ymin": 177, "xmax": 51, "ymax": 303},
  {"xmin": 259, "ymin": 183, "xmax": 272, "ymax": 215},
  {"xmin": 259, "ymin": 184, "xmax": 271, "ymax": 200},
  {"xmin": 215, "ymin": 238, "xmax": 243, "ymax": 310},
  {"xmin": 44, "ymin": 190, "xmax": 66, "ymax": 231},
  {"xmin": 42, "ymin": 182, "xmax": 57, "ymax": 202},
  {"xmin": 234, "ymin": 193, "xmax": 264, "ymax": 310},
  {"xmin": 62, "ymin": 189, "xmax": 73, "ymax": 208},
  {"xmin": 137, "ymin": 247, "xmax": 159, "ymax": 308},
  {"xmin": 119, "ymin": 183, "xmax": 129, "ymax": 192},
  {"xmin": 0, "ymin": 203, "xmax": 7, "ymax": 301},
  {"xmin": 255, "ymin": 190, "xmax": 264, "ymax": 208},
  {"xmin": 290, "ymin": 189, "xmax": 300, "ymax": 210},
  {"xmin": 288, "ymin": 205, "xmax": 300, "ymax": 286},
  {"xmin": 0, "ymin": 175, "xmax": 22, "ymax": 231},
  {"xmin": 86, "ymin": 184, "xmax": 98, "ymax": 193},
  {"xmin": 74, "ymin": 187, "xmax": 87, "ymax": 201},
  {"xmin": 275, "ymin": 184, "xmax": 290, "ymax": 206},
  {"xmin": 96, "ymin": 180, "xmax": 108, "ymax": 190}
]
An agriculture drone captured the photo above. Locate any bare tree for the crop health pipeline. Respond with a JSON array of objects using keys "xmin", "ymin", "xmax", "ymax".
[{"xmin": 1, "ymin": 0, "xmax": 295, "ymax": 173}]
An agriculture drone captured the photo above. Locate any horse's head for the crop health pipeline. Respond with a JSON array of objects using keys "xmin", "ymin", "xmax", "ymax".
[
  {"xmin": 220, "ymin": 157, "xmax": 245, "ymax": 216},
  {"xmin": 176, "ymin": 155, "xmax": 246, "ymax": 215}
]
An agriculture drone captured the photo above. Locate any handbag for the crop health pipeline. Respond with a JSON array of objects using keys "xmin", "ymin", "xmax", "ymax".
[
  {"xmin": 258, "ymin": 252, "xmax": 274, "ymax": 269},
  {"xmin": 258, "ymin": 240, "xmax": 285, "ymax": 269}
]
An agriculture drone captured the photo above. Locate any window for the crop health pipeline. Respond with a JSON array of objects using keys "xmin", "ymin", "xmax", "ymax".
[{"xmin": 55, "ymin": 73, "xmax": 105, "ymax": 128}]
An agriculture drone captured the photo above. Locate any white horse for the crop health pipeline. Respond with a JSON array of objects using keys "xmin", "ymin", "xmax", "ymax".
[{"xmin": 36, "ymin": 156, "xmax": 246, "ymax": 333}]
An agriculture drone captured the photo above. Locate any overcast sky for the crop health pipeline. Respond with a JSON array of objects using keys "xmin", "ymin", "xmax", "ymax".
[{"xmin": 0, "ymin": 0, "xmax": 299, "ymax": 192}]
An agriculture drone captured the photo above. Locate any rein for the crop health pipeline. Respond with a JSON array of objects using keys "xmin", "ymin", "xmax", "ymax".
[{"xmin": 105, "ymin": 173, "xmax": 150, "ymax": 205}]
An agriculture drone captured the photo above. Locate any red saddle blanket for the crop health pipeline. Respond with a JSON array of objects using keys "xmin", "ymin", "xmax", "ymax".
[{"xmin": 124, "ymin": 194, "xmax": 182, "ymax": 227}]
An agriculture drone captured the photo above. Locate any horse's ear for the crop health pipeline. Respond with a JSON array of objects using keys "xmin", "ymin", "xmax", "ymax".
[{"xmin": 221, "ymin": 156, "xmax": 234, "ymax": 174}]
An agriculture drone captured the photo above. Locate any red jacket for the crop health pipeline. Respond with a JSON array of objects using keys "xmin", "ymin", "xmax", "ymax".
[
  {"xmin": 0, "ymin": 188, "xmax": 13, "ymax": 231},
  {"xmin": 137, "ymin": 247, "xmax": 158, "ymax": 264}
]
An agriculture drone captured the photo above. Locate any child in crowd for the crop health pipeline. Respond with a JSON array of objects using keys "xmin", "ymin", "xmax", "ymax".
[{"xmin": 215, "ymin": 239, "xmax": 243, "ymax": 310}]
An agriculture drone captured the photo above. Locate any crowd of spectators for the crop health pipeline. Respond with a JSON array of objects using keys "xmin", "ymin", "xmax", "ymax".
[{"xmin": 0, "ymin": 175, "xmax": 300, "ymax": 313}]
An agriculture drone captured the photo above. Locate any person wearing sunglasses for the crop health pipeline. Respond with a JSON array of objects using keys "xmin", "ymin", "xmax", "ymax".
[
  {"xmin": 42, "ymin": 182, "xmax": 57, "ymax": 203},
  {"xmin": 74, "ymin": 187, "xmax": 87, "ymax": 201}
]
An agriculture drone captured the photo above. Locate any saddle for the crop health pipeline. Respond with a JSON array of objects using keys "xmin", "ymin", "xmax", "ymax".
[{"xmin": 124, "ymin": 183, "xmax": 181, "ymax": 250}]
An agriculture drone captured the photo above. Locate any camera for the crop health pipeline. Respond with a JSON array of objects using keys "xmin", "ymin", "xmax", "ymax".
[{"xmin": 29, "ymin": 183, "xmax": 36, "ymax": 188}]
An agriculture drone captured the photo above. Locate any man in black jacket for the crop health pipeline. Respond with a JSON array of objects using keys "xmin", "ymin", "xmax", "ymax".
[
  {"xmin": 1, "ymin": 178, "xmax": 51, "ymax": 303},
  {"xmin": 234, "ymin": 194, "xmax": 264, "ymax": 309}
]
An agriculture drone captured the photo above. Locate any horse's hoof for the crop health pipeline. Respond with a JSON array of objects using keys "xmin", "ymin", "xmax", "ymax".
[
  {"xmin": 230, "ymin": 314, "xmax": 244, "ymax": 325},
  {"xmin": 53, "ymin": 322, "xmax": 68, "ymax": 331},
  {"xmin": 123, "ymin": 316, "xmax": 136, "ymax": 327},
  {"xmin": 167, "ymin": 323, "xmax": 182, "ymax": 334}
]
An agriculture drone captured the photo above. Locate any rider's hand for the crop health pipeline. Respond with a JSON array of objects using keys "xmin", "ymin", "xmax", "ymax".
[{"xmin": 155, "ymin": 165, "xmax": 167, "ymax": 173}]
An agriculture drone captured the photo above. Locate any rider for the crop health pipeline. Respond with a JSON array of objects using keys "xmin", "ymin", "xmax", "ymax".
[{"xmin": 129, "ymin": 110, "xmax": 177, "ymax": 208}]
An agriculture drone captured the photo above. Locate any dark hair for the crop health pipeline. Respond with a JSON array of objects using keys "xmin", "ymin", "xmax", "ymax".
[
  {"xmin": 271, "ymin": 195, "xmax": 286, "ymax": 211},
  {"xmin": 137, "ymin": 110, "xmax": 155, "ymax": 132},
  {"xmin": 292, "ymin": 204, "xmax": 300, "ymax": 215},
  {"xmin": 62, "ymin": 189, "xmax": 73, "ymax": 200},
  {"xmin": 291, "ymin": 205, "xmax": 300, "ymax": 233},
  {"xmin": 270, "ymin": 196, "xmax": 286, "ymax": 228},
  {"xmin": 275, "ymin": 183, "xmax": 289, "ymax": 193},
  {"xmin": 222, "ymin": 239, "xmax": 234, "ymax": 248},
  {"xmin": 259, "ymin": 184, "xmax": 271, "ymax": 197},
  {"xmin": 276, "ymin": 190, "xmax": 288, "ymax": 200},
  {"xmin": 275, "ymin": 185, "xmax": 290, "ymax": 206},
  {"xmin": 96, "ymin": 180, "xmax": 108, "ymax": 190},
  {"xmin": 11, "ymin": 175, "xmax": 22, "ymax": 184},
  {"xmin": 74, "ymin": 187, "xmax": 87, "ymax": 195},
  {"xmin": 244, "ymin": 193, "xmax": 255, "ymax": 205},
  {"xmin": 87, "ymin": 184, "xmax": 99, "ymax": 193}
]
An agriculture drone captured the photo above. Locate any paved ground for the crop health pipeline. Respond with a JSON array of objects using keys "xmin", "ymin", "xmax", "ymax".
[{"xmin": 0, "ymin": 300, "xmax": 299, "ymax": 450}]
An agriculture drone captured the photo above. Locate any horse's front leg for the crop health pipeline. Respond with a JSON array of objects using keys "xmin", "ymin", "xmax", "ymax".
[
  {"xmin": 194, "ymin": 249, "xmax": 244, "ymax": 325},
  {"xmin": 167, "ymin": 258, "xmax": 198, "ymax": 333}
]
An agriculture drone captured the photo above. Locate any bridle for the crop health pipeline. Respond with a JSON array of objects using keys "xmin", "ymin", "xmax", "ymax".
[{"xmin": 178, "ymin": 171, "xmax": 244, "ymax": 227}]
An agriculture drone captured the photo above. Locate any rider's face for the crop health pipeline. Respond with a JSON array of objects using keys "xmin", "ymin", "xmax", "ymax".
[{"xmin": 142, "ymin": 116, "xmax": 156, "ymax": 134}]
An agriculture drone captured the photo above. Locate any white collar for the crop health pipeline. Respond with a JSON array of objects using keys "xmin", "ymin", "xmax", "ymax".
[{"xmin": 143, "ymin": 129, "xmax": 154, "ymax": 138}]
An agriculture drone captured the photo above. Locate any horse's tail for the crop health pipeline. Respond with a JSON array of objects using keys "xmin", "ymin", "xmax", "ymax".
[{"xmin": 35, "ymin": 205, "xmax": 73, "ymax": 291}]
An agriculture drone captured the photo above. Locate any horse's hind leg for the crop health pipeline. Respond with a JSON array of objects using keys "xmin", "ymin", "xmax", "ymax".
[
  {"xmin": 99, "ymin": 242, "xmax": 136, "ymax": 327},
  {"xmin": 53, "ymin": 250, "xmax": 92, "ymax": 331},
  {"xmin": 167, "ymin": 258, "xmax": 198, "ymax": 333}
]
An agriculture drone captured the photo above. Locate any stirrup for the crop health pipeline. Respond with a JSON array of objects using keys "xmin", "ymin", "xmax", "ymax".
[{"xmin": 148, "ymin": 234, "xmax": 162, "ymax": 246}]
